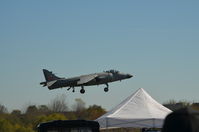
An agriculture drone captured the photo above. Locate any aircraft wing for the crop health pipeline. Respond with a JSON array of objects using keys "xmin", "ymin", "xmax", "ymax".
[{"xmin": 77, "ymin": 74, "xmax": 98, "ymax": 85}]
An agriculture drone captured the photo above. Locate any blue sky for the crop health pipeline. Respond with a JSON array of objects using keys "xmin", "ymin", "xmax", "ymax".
[{"xmin": 0, "ymin": 1, "xmax": 199, "ymax": 111}]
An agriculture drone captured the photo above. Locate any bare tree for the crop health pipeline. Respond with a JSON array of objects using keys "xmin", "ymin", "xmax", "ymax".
[
  {"xmin": 72, "ymin": 98, "xmax": 86, "ymax": 119},
  {"xmin": 0, "ymin": 104, "xmax": 8, "ymax": 114},
  {"xmin": 72, "ymin": 98, "xmax": 86, "ymax": 112},
  {"xmin": 49, "ymin": 94, "xmax": 68, "ymax": 112}
]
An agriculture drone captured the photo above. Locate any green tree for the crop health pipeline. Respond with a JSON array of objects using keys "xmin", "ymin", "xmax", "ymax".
[
  {"xmin": 86, "ymin": 105, "xmax": 106, "ymax": 120},
  {"xmin": 191, "ymin": 103, "xmax": 199, "ymax": 111},
  {"xmin": 34, "ymin": 113, "xmax": 67, "ymax": 130},
  {"xmin": 14, "ymin": 124, "xmax": 35, "ymax": 132},
  {"xmin": 0, "ymin": 119, "xmax": 13, "ymax": 132},
  {"xmin": 11, "ymin": 110, "xmax": 21, "ymax": 116}
]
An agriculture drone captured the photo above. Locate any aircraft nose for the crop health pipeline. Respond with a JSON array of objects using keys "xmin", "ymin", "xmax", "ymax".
[{"xmin": 127, "ymin": 74, "xmax": 133, "ymax": 78}]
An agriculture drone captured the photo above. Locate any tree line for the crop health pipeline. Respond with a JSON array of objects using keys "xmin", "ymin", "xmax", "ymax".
[
  {"xmin": 1, "ymin": 96, "xmax": 199, "ymax": 132},
  {"xmin": 0, "ymin": 95, "xmax": 106, "ymax": 132},
  {"xmin": 163, "ymin": 99, "xmax": 199, "ymax": 111}
]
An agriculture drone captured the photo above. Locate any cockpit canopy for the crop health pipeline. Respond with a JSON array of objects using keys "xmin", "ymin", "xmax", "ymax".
[{"xmin": 105, "ymin": 69, "xmax": 119, "ymax": 74}]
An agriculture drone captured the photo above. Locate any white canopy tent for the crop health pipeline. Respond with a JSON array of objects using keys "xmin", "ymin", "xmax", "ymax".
[{"xmin": 96, "ymin": 88, "xmax": 172, "ymax": 128}]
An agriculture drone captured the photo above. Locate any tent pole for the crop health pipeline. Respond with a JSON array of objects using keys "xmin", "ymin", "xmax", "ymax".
[
  {"xmin": 106, "ymin": 117, "xmax": 108, "ymax": 132},
  {"xmin": 153, "ymin": 118, "xmax": 155, "ymax": 128}
]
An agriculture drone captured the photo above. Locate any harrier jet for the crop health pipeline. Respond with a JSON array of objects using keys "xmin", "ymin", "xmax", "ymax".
[{"xmin": 40, "ymin": 69, "xmax": 133, "ymax": 94}]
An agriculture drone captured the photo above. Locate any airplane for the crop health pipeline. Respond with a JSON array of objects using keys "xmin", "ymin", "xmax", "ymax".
[{"xmin": 40, "ymin": 69, "xmax": 133, "ymax": 94}]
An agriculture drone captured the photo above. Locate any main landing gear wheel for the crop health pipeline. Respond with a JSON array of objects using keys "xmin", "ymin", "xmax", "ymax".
[
  {"xmin": 80, "ymin": 86, "xmax": 85, "ymax": 94},
  {"xmin": 104, "ymin": 83, "xmax": 109, "ymax": 92},
  {"xmin": 104, "ymin": 87, "xmax": 109, "ymax": 92},
  {"xmin": 80, "ymin": 89, "xmax": 85, "ymax": 94}
]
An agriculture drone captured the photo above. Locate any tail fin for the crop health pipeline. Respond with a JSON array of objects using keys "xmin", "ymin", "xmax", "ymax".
[{"xmin": 43, "ymin": 69, "xmax": 61, "ymax": 82}]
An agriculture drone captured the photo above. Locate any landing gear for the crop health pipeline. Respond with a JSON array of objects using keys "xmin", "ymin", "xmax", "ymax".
[
  {"xmin": 104, "ymin": 83, "xmax": 109, "ymax": 92},
  {"xmin": 67, "ymin": 87, "xmax": 75, "ymax": 92},
  {"xmin": 80, "ymin": 86, "xmax": 85, "ymax": 94},
  {"xmin": 104, "ymin": 87, "xmax": 109, "ymax": 92}
]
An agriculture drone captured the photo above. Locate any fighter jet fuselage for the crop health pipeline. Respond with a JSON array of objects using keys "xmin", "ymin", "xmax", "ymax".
[{"xmin": 40, "ymin": 69, "xmax": 133, "ymax": 94}]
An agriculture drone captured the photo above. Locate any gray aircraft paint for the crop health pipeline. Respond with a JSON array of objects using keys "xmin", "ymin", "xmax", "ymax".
[{"xmin": 40, "ymin": 69, "xmax": 133, "ymax": 94}]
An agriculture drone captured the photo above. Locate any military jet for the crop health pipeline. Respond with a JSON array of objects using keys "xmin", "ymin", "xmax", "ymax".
[{"xmin": 40, "ymin": 69, "xmax": 133, "ymax": 94}]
